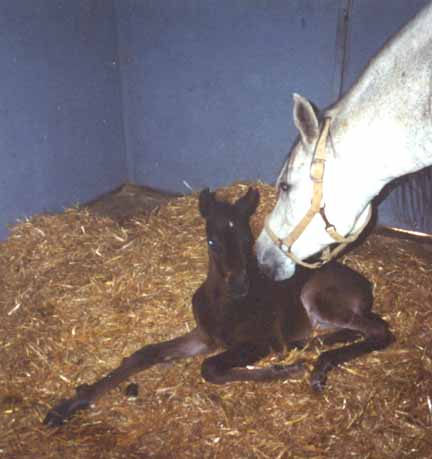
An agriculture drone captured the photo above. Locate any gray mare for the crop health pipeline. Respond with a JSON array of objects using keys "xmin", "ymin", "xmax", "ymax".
[{"xmin": 257, "ymin": 2, "xmax": 432, "ymax": 280}]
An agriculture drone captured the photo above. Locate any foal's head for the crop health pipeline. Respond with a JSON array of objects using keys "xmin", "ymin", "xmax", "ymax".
[{"xmin": 199, "ymin": 187, "xmax": 260, "ymax": 298}]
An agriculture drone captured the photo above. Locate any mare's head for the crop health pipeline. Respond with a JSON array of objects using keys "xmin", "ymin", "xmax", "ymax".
[
  {"xmin": 256, "ymin": 94, "xmax": 341, "ymax": 280},
  {"xmin": 199, "ymin": 187, "xmax": 259, "ymax": 298}
]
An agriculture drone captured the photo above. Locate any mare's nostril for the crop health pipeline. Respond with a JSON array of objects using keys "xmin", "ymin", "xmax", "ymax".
[{"xmin": 260, "ymin": 263, "xmax": 275, "ymax": 280}]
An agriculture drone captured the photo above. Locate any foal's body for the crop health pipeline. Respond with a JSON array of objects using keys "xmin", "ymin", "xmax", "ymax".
[{"xmin": 44, "ymin": 188, "xmax": 393, "ymax": 427}]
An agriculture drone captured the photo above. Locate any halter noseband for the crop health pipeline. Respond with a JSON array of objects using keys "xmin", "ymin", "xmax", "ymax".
[{"xmin": 264, "ymin": 117, "xmax": 371, "ymax": 269}]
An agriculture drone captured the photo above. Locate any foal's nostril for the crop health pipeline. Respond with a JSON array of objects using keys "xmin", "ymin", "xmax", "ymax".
[
  {"xmin": 237, "ymin": 270, "xmax": 248, "ymax": 285},
  {"xmin": 229, "ymin": 271, "xmax": 249, "ymax": 297}
]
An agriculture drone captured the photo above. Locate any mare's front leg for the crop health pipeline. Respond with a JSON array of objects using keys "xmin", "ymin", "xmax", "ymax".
[
  {"xmin": 201, "ymin": 342, "xmax": 305, "ymax": 384},
  {"xmin": 44, "ymin": 327, "xmax": 214, "ymax": 427}
]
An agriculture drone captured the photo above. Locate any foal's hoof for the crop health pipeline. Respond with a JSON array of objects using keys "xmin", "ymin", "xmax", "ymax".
[
  {"xmin": 44, "ymin": 399, "xmax": 74, "ymax": 427},
  {"xmin": 43, "ymin": 397, "xmax": 89, "ymax": 427},
  {"xmin": 310, "ymin": 371, "xmax": 327, "ymax": 393}
]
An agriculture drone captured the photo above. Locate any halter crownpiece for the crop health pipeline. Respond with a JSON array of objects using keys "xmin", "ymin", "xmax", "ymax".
[{"xmin": 264, "ymin": 116, "xmax": 372, "ymax": 269}]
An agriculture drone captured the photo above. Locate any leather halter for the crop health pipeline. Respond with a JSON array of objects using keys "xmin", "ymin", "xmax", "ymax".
[{"xmin": 264, "ymin": 117, "xmax": 371, "ymax": 269}]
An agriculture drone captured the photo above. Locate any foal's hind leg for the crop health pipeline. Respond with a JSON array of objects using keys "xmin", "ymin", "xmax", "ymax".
[
  {"xmin": 301, "ymin": 268, "xmax": 394, "ymax": 392},
  {"xmin": 201, "ymin": 343, "xmax": 305, "ymax": 384},
  {"xmin": 310, "ymin": 313, "xmax": 394, "ymax": 392},
  {"xmin": 311, "ymin": 329, "xmax": 363, "ymax": 347},
  {"xmin": 44, "ymin": 327, "xmax": 215, "ymax": 427}
]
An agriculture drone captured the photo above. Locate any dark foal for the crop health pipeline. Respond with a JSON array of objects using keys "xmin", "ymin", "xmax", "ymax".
[{"xmin": 44, "ymin": 188, "xmax": 393, "ymax": 427}]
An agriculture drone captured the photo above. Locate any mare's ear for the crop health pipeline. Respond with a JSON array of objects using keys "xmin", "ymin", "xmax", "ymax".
[
  {"xmin": 198, "ymin": 188, "xmax": 215, "ymax": 218},
  {"xmin": 235, "ymin": 187, "xmax": 260, "ymax": 218},
  {"xmin": 293, "ymin": 93, "xmax": 320, "ymax": 146}
]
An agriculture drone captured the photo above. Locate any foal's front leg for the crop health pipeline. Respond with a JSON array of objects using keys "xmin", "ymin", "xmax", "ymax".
[
  {"xmin": 44, "ymin": 327, "xmax": 214, "ymax": 427},
  {"xmin": 201, "ymin": 343, "xmax": 305, "ymax": 384}
]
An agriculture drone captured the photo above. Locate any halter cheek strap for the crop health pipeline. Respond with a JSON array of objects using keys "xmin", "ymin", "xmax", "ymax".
[{"xmin": 264, "ymin": 117, "xmax": 372, "ymax": 269}]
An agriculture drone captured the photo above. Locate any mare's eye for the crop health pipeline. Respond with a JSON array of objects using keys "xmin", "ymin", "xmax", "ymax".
[
  {"xmin": 279, "ymin": 181, "xmax": 290, "ymax": 193},
  {"xmin": 208, "ymin": 239, "xmax": 218, "ymax": 250}
]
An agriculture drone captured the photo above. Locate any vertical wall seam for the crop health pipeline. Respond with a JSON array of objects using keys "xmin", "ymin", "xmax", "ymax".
[
  {"xmin": 333, "ymin": 0, "xmax": 352, "ymax": 100},
  {"xmin": 339, "ymin": 0, "xmax": 353, "ymax": 97},
  {"xmin": 112, "ymin": 0, "xmax": 134, "ymax": 184}
]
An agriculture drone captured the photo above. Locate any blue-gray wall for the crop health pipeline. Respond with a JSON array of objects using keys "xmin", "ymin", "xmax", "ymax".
[
  {"xmin": 116, "ymin": 0, "xmax": 431, "ymax": 232},
  {"xmin": 1, "ymin": 0, "xmax": 431, "ymax": 239},
  {"xmin": 116, "ymin": 0, "xmax": 346, "ymax": 192},
  {"xmin": 0, "ymin": 0, "xmax": 127, "ymax": 239}
]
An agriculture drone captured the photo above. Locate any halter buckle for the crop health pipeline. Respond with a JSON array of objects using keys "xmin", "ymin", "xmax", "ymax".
[{"xmin": 278, "ymin": 240, "xmax": 290, "ymax": 253}]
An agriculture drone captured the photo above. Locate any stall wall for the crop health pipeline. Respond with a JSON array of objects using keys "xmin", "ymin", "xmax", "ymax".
[
  {"xmin": 115, "ymin": 0, "xmax": 346, "ymax": 193},
  {"xmin": 116, "ymin": 0, "xmax": 431, "ymax": 232},
  {"xmin": 0, "ymin": 0, "xmax": 126, "ymax": 240},
  {"xmin": 1, "ymin": 0, "xmax": 431, "ymax": 239}
]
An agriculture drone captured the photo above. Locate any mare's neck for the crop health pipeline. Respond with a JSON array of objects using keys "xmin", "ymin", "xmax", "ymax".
[
  {"xmin": 322, "ymin": 89, "xmax": 432, "ymax": 233},
  {"xmin": 324, "ymin": 109, "xmax": 432, "ymax": 215},
  {"xmin": 324, "ymin": 0, "xmax": 432, "ymax": 212}
]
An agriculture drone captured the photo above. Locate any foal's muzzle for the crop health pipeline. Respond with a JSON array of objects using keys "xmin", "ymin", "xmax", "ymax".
[{"xmin": 228, "ymin": 271, "xmax": 249, "ymax": 298}]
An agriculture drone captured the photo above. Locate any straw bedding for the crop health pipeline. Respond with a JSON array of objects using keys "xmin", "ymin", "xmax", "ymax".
[{"xmin": 0, "ymin": 182, "xmax": 431, "ymax": 459}]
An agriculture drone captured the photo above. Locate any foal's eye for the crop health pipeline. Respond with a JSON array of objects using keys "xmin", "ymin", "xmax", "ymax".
[
  {"xmin": 208, "ymin": 239, "xmax": 222, "ymax": 254},
  {"xmin": 279, "ymin": 181, "xmax": 290, "ymax": 193},
  {"xmin": 208, "ymin": 239, "xmax": 219, "ymax": 250}
]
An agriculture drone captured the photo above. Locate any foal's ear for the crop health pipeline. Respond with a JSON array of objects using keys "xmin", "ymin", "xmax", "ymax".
[
  {"xmin": 198, "ymin": 188, "xmax": 215, "ymax": 218},
  {"xmin": 293, "ymin": 93, "xmax": 320, "ymax": 146},
  {"xmin": 235, "ymin": 187, "xmax": 260, "ymax": 218}
]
